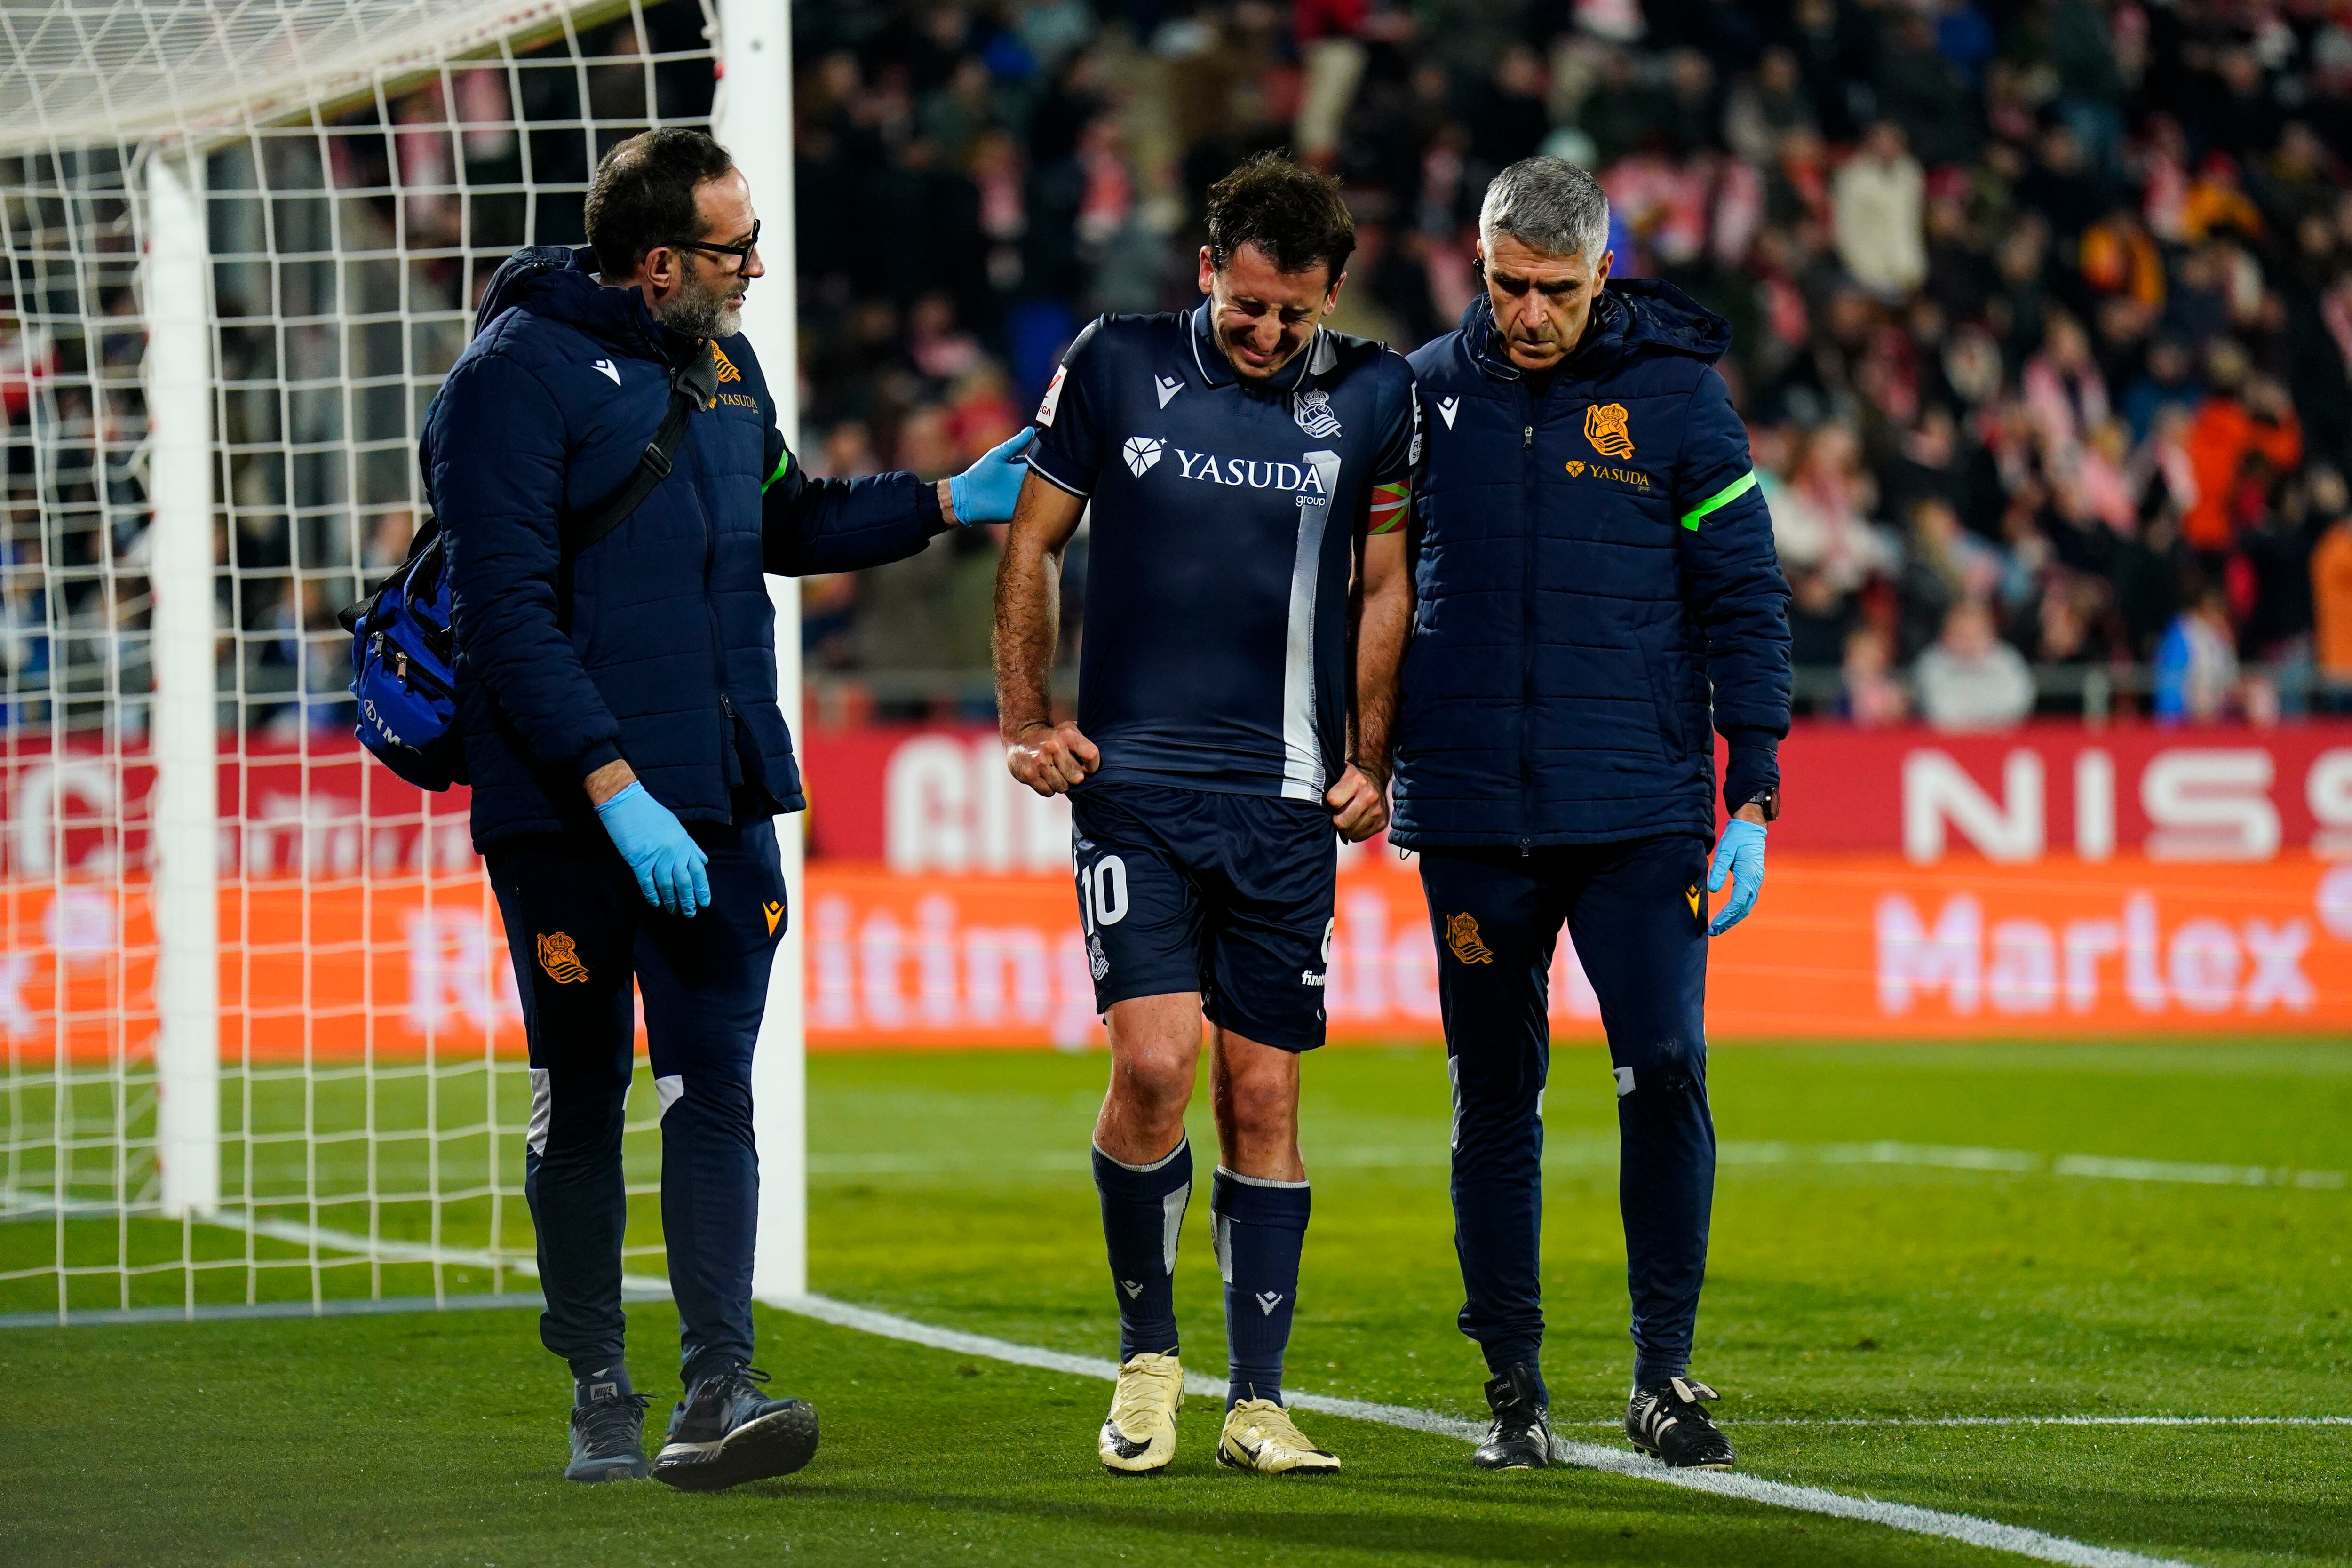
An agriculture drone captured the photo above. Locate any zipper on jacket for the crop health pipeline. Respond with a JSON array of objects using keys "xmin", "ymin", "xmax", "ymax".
[
  {"xmin": 1518, "ymin": 406, "xmax": 1538, "ymax": 846},
  {"xmin": 691, "ymin": 414, "xmax": 734, "ymax": 785}
]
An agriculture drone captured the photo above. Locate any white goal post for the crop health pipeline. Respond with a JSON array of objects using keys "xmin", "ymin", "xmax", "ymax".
[{"xmin": 0, "ymin": 0, "xmax": 804, "ymax": 1322}]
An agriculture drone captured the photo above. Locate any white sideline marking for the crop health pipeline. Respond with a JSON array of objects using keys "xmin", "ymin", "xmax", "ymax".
[
  {"xmin": 1565, "ymin": 1415, "xmax": 2352, "ymax": 1429},
  {"xmin": 221, "ymin": 1210, "xmax": 675, "ymax": 1299},
  {"xmin": 772, "ymin": 1294, "xmax": 2197, "ymax": 1568},
  {"xmin": 808, "ymin": 1140, "xmax": 2348, "ymax": 1189}
]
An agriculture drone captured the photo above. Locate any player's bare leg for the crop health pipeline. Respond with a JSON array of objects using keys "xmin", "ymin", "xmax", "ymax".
[
  {"xmin": 1208, "ymin": 1026, "xmax": 1339, "ymax": 1474},
  {"xmin": 1091, "ymin": 993, "xmax": 1207, "ymax": 1473}
]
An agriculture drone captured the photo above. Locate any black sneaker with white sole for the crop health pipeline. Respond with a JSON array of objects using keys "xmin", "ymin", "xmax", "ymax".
[
  {"xmin": 1626, "ymin": 1377, "xmax": 1735, "ymax": 1469},
  {"xmin": 565, "ymin": 1386, "xmax": 651, "ymax": 1482},
  {"xmin": 1472, "ymin": 1364, "xmax": 1555, "ymax": 1470},
  {"xmin": 652, "ymin": 1364, "xmax": 820, "ymax": 1492}
]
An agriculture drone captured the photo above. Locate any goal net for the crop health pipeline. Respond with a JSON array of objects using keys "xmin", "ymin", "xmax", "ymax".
[{"xmin": 0, "ymin": 0, "xmax": 798, "ymax": 1324}]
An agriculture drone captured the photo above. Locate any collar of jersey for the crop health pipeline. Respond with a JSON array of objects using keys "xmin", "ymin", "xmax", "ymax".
[{"xmin": 1188, "ymin": 302, "xmax": 1320, "ymax": 394}]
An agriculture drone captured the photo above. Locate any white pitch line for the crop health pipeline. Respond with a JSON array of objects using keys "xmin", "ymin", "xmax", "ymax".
[
  {"xmin": 1558, "ymin": 1415, "xmax": 2352, "ymax": 1429},
  {"xmin": 772, "ymin": 1294, "xmax": 2197, "ymax": 1568}
]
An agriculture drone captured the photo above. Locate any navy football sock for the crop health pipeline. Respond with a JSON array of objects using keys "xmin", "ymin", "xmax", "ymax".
[
  {"xmin": 572, "ymin": 1361, "xmax": 635, "ymax": 1406},
  {"xmin": 1093, "ymin": 1137, "xmax": 1191, "ymax": 1361},
  {"xmin": 1212, "ymin": 1166, "xmax": 1311, "ymax": 1407}
]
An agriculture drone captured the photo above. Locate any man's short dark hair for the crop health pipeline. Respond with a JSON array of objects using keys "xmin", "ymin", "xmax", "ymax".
[
  {"xmin": 584, "ymin": 128, "xmax": 736, "ymax": 279},
  {"xmin": 1205, "ymin": 152, "xmax": 1355, "ymax": 282}
]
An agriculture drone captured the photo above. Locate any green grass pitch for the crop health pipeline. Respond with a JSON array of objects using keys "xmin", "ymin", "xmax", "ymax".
[{"xmin": 3, "ymin": 1041, "xmax": 2348, "ymax": 1567}]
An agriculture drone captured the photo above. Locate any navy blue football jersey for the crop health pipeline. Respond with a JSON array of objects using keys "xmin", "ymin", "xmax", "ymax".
[{"xmin": 1027, "ymin": 303, "xmax": 1418, "ymax": 799}]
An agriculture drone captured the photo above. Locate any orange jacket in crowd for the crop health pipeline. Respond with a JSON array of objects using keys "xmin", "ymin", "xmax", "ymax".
[
  {"xmin": 2314, "ymin": 522, "xmax": 2352, "ymax": 683},
  {"xmin": 2183, "ymin": 396, "xmax": 2302, "ymax": 551}
]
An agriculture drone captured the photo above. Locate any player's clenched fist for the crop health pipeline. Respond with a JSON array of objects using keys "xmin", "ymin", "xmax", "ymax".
[
  {"xmin": 1006, "ymin": 719, "xmax": 1100, "ymax": 796},
  {"xmin": 1326, "ymin": 763, "xmax": 1390, "ymax": 843}
]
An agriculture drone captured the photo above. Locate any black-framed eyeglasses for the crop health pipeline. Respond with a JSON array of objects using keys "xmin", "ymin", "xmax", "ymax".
[{"xmin": 676, "ymin": 220, "xmax": 760, "ymax": 273}]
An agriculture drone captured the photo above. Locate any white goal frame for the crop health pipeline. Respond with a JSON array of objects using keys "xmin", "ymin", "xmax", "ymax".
[{"xmin": 0, "ymin": 0, "xmax": 804, "ymax": 1321}]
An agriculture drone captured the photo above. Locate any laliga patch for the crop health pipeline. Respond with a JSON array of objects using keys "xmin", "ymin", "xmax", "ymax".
[
  {"xmin": 1293, "ymin": 387, "xmax": 1343, "ymax": 439},
  {"xmin": 1035, "ymin": 364, "xmax": 1067, "ymax": 427}
]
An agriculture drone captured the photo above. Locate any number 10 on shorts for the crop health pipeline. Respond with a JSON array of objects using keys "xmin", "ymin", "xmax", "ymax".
[{"xmin": 1078, "ymin": 853, "xmax": 1129, "ymax": 933}]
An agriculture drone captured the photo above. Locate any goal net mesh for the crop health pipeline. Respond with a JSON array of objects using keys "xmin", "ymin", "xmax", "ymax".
[{"xmin": 0, "ymin": 0, "xmax": 716, "ymax": 1321}]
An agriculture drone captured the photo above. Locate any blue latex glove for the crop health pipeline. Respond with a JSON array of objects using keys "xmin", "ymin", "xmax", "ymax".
[
  {"xmin": 1706, "ymin": 818, "xmax": 1767, "ymax": 937},
  {"xmin": 946, "ymin": 428, "xmax": 1037, "ymax": 524},
  {"xmin": 595, "ymin": 781, "xmax": 710, "ymax": 917}
]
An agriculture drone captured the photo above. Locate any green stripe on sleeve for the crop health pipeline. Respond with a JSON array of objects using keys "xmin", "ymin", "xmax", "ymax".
[
  {"xmin": 762, "ymin": 448, "xmax": 794, "ymax": 493},
  {"xmin": 1679, "ymin": 470, "xmax": 1757, "ymax": 530}
]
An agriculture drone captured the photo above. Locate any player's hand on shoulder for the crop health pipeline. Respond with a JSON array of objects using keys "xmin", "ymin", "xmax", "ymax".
[
  {"xmin": 1326, "ymin": 764, "xmax": 1390, "ymax": 843},
  {"xmin": 1006, "ymin": 720, "xmax": 1099, "ymax": 796}
]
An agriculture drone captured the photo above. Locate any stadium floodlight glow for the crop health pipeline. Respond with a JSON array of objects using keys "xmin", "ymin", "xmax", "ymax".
[{"xmin": 0, "ymin": 0, "xmax": 805, "ymax": 1323}]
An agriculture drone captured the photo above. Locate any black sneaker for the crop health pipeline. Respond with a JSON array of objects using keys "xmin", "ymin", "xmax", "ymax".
[
  {"xmin": 565, "ymin": 1385, "xmax": 652, "ymax": 1483},
  {"xmin": 652, "ymin": 1363, "xmax": 819, "ymax": 1492},
  {"xmin": 1626, "ymin": 1377, "xmax": 1735, "ymax": 1469},
  {"xmin": 1472, "ymin": 1364, "xmax": 1554, "ymax": 1469}
]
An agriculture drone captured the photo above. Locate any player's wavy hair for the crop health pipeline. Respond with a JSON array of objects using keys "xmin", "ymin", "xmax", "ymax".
[
  {"xmin": 1205, "ymin": 152, "xmax": 1356, "ymax": 283},
  {"xmin": 585, "ymin": 127, "xmax": 737, "ymax": 279}
]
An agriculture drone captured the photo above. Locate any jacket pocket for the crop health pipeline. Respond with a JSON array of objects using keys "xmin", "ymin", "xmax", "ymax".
[{"xmin": 1638, "ymin": 627, "xmax": 1691, "ymax": 761}]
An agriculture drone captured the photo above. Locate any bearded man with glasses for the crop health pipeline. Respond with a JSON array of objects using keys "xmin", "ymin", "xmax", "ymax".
[{"xmin": 427, "ymin": 127, "xmax": 1033, "ymax": 1490}]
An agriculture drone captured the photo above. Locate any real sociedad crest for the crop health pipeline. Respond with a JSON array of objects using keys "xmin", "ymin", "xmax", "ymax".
[{"xmin": 1292, "ymin": 387, "xmax": 1343, "ymax": 439}]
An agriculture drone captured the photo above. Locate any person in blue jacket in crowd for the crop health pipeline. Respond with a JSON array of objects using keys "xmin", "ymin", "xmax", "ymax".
[
  {"xmin": 1389, "ymin": 157, "xmax": 1791, "ymax": 1472},
  {"xmin": 428, "ymin": 128, "xmax": 1031, "ymax": 1491}
]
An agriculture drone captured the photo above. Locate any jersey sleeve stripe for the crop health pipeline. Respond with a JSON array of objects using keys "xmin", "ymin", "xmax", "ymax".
[
  {"xmin": 1679, "ymin": 470, "xmax": 1757, "ymax": 530},
  {"xmin": 1025, "ymin": 452, "xmax": 1093, "ymax": 499}
]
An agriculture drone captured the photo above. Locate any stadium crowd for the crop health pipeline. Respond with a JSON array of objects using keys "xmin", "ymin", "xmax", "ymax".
[{"xmin": 790, "ymin": 0, "xmax": 2352, "ymax": 727}]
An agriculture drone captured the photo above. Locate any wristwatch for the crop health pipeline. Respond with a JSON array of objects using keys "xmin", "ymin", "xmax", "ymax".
[{"xmin": 1745, "ymin": 786, "xmax": 1781, "ymax": 823}]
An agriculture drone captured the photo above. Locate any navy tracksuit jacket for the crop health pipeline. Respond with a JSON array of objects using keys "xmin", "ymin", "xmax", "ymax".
[
  {"xmin": 1397, "ymin": 284, "xmax": 1791, "ymax": 1389},
  {"xmin": 427, "ymin": 254, "xmax": 945, "ymax": 1385}
]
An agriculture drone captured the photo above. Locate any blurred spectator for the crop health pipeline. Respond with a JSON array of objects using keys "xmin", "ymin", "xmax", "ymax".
[
  {"xmin": 2153, "ymin": 585, "xmax": 2241, "ymax": 722},
  {"xmin": 1832, "ymin": 121, "xmax": 1925, "ymax": 299},
  {"xmin": 2183, "ymin": 372, "xmax": 2302, "ymax": 557},
  {"xmin": 1915, "ymin": 599, "xmax": 2035, "ymax": 731},
  {"xmin": 2312, "ymin": 470, "xmax": 2352, "ymax": 708},
  {"xmin": 1838, "ymin": 623, "xmax": 1910, "ymax": 727}
]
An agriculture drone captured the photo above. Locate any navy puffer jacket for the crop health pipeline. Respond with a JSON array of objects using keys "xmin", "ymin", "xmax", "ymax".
[
  {"xmin": 1392, "ymin": 282, "xmax": 1791, "ymax": 849},
  {"xmin": 428, "ymin": 253, "xmax": 943, "ymax": 848}
]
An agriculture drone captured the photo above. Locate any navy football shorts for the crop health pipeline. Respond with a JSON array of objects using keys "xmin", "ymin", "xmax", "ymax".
[{"xmin": 1068, "ymin": 782, "xmax": 1337, "ymax": 1052}]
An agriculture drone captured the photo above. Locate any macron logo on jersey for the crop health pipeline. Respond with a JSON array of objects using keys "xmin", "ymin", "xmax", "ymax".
[{"xmin": 1154, "ymin": 373, "xmax": 1184, "ymax": 408}]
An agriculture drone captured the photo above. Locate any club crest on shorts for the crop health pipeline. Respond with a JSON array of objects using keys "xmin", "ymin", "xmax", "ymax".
[
  {"xmin": 1584, "ymin": 401, "xmax": 1634, "ymax": 458},
  {"xmin": 1089, "ymin": 932, "xmax": 1110, "ymax": 981},
  {"xmin": 1445, "ymin": 913, "xmax": 1494, "ymax": 965},
  {"xmin": 1293, "ymin": 387, "xmax": 1343, "ymax": 439},
  {"xmin": 537, "ymin": 932, "xmax": 589, "ymax": 984}
]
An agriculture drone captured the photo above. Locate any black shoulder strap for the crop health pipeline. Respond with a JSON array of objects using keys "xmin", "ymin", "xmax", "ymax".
[
  {"xmin": 560, "ymin": 341, "xmax": 719, "ymax": 558},
  {"xmin": 553, "ymin": 341, "xmax": 719, "ymax": 626}
]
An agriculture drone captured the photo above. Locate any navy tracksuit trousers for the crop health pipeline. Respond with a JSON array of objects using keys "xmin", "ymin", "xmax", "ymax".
[
  {"xmin": 486, "ymin": 816, "xmax": 786, "ymax": 1390},
  {"xmin": 1418, "ymin": 835, "xmax": 1715, "ymax": 1391}
]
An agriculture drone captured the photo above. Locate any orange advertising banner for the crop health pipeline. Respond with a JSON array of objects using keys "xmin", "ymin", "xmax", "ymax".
[{"xmin": 9, "ymin": 855, "xmax": 2349, "ymax": 1062}]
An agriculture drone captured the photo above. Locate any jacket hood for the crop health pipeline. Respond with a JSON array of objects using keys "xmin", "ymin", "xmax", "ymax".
[
  {"xmin": 511, "ymin": 248, "xmax": 703, "ymax": 366},
  {"xmin": 1462, "ymin": 276, "xmax": 1732, "ymax": 380}
]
